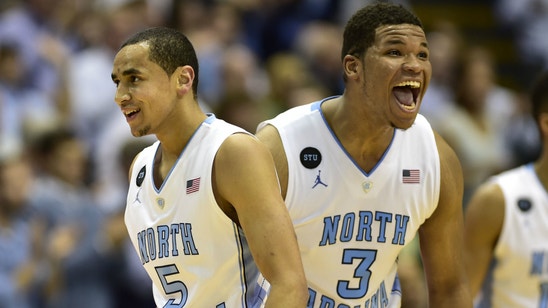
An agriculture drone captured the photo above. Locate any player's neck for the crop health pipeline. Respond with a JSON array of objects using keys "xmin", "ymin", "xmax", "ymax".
[{"xmin": 321, "ymin": 96, "xmax": 394, "ymax": 173}]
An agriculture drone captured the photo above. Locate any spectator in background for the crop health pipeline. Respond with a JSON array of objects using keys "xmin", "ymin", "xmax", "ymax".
[
  {"xmin": 293, "ymin": 21, "xmax": 344, "ymax": 96},
  {"xmin": 262, "ymin": 52, "xmax": 328, "ymax": 115},
  {"xmin": 213, "ymin": 44, "xmax": 269, "ymax": 132},
  {"xmin": 495, "ymin": 0, "xmax": 548, "ymax": 84},
  {"xmin": 28, "ymin": 127, "xmax": 118, "ymax": 308},
  {"xmin": 171, "ymin": 1, "xmax": 246, "ymax": 110},
  {"xmin": 0, "ymin": 43, "xmax": 60, "ymax": 149},
  {"xmin": 233, "ymin": 0, "xmax": 411, "ymax": 63},
  {"xmin": 0, "ymin": 0, "xmax": 71, "ymax": 97},
  {"xmin": 237, "ymin": 0, "xmax": 338, "ymax": 61},
  {"xmin": 435, "ymin": 46, "xmax": 517, "ymax": 206},
  {"xmin": 419, "ymin": 20, "xmax": 463, "ymax": 128},
  {"xmin": 0, "ymin": 144, "xmax": 46, "ymax": 308}
]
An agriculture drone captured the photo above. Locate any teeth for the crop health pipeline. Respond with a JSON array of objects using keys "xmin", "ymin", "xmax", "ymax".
[
  {"xmin": 401, "ymin": 102, "xmax": 416, "ymax": 110},
  {"xmin": 124, "ymin": 110, "xmax": 137, "ymax": 116},
  {"xmin": 395, "ymin": 81, "xmax": 421, "ymax": 88}
]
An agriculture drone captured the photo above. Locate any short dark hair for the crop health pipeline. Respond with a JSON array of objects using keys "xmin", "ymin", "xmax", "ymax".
[
  {"xmin": 341, "ymin": 2, "xmax": 423, "ymax": 61},
  {"xmin": 121, "ymin": 27, "xmax": 199, "ymax": 98},
  {"xmin": 531, "ymin": 71, "xmax": 548, "ymax": 124}
]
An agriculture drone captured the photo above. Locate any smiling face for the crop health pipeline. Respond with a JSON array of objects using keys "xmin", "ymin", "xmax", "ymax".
[
  {"xmin": 111, "ymin": 42, "xmax": 178, "ymax": 137},
  {"xmin": 357, "ymin": 24, "xmax": 431, "ymax": 129}
]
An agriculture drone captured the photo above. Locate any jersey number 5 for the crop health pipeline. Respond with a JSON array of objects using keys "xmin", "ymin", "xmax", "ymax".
[{"xmin": 156, "ymin": 264, "xmax": 188, "ymax": 307}]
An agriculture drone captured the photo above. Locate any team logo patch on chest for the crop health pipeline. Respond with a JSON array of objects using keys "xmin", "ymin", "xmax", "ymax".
[
  {"xmin": 136, "ymin": 166, "xmax": 146, "ymax": 186},
  {"xmin": 312, "ymin": 170, "xmax": 328, "ymax": 188},
  {"xmin": 156, "ymin": 198, "xmax": 165, "ymax": 209},
  {"xmin": 517, "ymin": 198, "xmax": 532, "ymax": 212},
  {"xmin": 362, "ymin": 181, "xmax": 373, "ymax": 193},
  {"xmin": 300, "ymin": 147, "xmax": 322, "ymax": 169}
]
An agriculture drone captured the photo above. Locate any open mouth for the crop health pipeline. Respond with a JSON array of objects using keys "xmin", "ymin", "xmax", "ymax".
[
  {"xmin": 393, "ymin": 81, "xmax": 421, "ymax": 110},
  {"xmin": 123, "ymin": 108, "xmax": 140, "ymax": 120}
]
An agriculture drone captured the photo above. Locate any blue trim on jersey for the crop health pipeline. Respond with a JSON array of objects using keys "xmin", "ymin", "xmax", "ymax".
[
  {"xmin": 232, "ymin": 223, "xmax": 268, "ymax": 308},
  {"xmin": 233, "ymin": 223, "xmax": 248, "ymax": 308},
  {"xmin": 314, "ymin": 99, "xmax": 396, "ymax": 177},
  {"xmin": 477, "ymin": 259, "xmax": 497, "ymax": 308},
  {"xmin": 205, "ymin": 113, "xmax": 217, "ymax": 124},
  {"xmin": 310, "ymin": 96, "xmax": 339, "ymax": 112},
  {"xmin": 391, "ymin": 273, "xmax": 402, "ymax": 294},
  {"xmin": 152, "ymin": 115, "xmax": 217, "ymax": 193}
]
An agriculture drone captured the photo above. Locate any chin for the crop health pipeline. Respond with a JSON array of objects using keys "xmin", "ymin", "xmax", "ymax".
[{"xmin": 130, "ymin": 127, "xmax": 151, "ymax": 137}]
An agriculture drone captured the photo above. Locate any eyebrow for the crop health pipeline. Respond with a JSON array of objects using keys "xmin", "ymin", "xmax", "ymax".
[
  {"xmin": 111, "ymin": 68, "xmax": 141, "ymax": 81},
  {"xmin": 384, "ymin": 38, "xmax": 428, "ymax": 49}
]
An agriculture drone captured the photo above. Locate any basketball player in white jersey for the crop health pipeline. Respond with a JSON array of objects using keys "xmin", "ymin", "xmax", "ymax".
[
  {"xmin": 110, "ymin": 27, "xmax": 308, "ymax": 307},
  {"xmin": 464, "ymin": 71, "xmax": 548, "ymax": 308},
  {"xmin": 256, "ymin": 3, "xmax": 472, "ymax": 307}
]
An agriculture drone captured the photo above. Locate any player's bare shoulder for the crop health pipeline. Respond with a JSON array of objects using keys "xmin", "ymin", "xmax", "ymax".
[
  {"xmin": 256, "ymin": 124, "xmax": 284, "ymax": 156},
  {"xmin": 465, "ymin": 179, "xmax": 505, "ymax": 234}
]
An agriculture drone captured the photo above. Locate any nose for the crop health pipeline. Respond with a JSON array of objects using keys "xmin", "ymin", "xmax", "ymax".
[
  {"xmin": 114, "ymin": 86, "xmax": 130, "ymax": 105},
  {"xmin": 402, "ymin": 55, "xmax": 422, "ymax": 73}
]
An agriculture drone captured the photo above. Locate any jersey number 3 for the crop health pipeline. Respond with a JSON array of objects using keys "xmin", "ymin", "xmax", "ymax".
[{"xmin": 337, "ymin": 249, "xmax": 377, "ymax": 299}]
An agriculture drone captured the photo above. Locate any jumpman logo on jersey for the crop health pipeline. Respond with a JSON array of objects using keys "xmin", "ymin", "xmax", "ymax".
[
  {"xmin": 133, "ymin": 188, "xmax": 142, "ymax": 204},
  {"xmin": 312, "ymin": 170, "xmax": 328, "ymax": 188}
]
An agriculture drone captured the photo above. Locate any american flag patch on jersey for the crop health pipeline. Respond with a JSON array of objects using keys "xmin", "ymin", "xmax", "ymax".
[
  {"xmin": 402, "ymin": 169, "xmax": 420, "ymax": 184},
  {"xmin": 186, "ymin": 177, "xmax": 201, "ymax": 194}
]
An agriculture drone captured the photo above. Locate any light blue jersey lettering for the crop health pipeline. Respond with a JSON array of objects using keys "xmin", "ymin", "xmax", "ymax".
[
  {"xmin": 136, "ymin": 223, "xmax": 199, "ymax": 264},
  {"xmin": 319, "ymin": 211, "xmax": 409, "ymax": 246}
]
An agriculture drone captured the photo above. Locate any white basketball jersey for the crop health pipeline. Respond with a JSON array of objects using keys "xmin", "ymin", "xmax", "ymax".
[
  {"xmin": 477, "ymin": 164, "xmax": 548, "ymax": 308},
  {"xmin": 258, "ymin": 100, "xmax": 440, "ymax": 307},
  {"xmin": 125, "ymin": 115, "xmax": 269, "ymax": 307}
]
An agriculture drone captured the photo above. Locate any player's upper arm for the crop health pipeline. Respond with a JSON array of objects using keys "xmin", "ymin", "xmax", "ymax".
[
  {"xmin": 213, "ymin": 133, "xmax": 285, "ymax": 221},
  {"xmin": 255, "ymin": 124, "xmax": 289, "ymax": 199},
  {"xmin": 463, "ymin": 179, "xmax": 504, "ymax": 297},
  {"xmin": 419, "ymin": 132, "xmax": 464, "ymax": 256},
  {"xmin": 212, "ymin": 133, "xmax": 307, "ymax": 305},
  {"xmin": 418, "ymin": 132, "xmax": 472, "ymax": 306}
]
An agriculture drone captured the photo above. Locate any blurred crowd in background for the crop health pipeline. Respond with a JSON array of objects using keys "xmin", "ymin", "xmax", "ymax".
[{"xmin": 0, "ymin": 0, "xmax": 546, "ymax": 307}]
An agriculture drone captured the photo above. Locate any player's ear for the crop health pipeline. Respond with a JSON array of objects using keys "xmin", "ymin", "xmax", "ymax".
[
  {"xmin": 174, "ymin": 65, "xmax": 194, "ymax": 96},
  {"xmin": 343, "ymin": 54, "xmax": 360, "ymax": 80}
]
